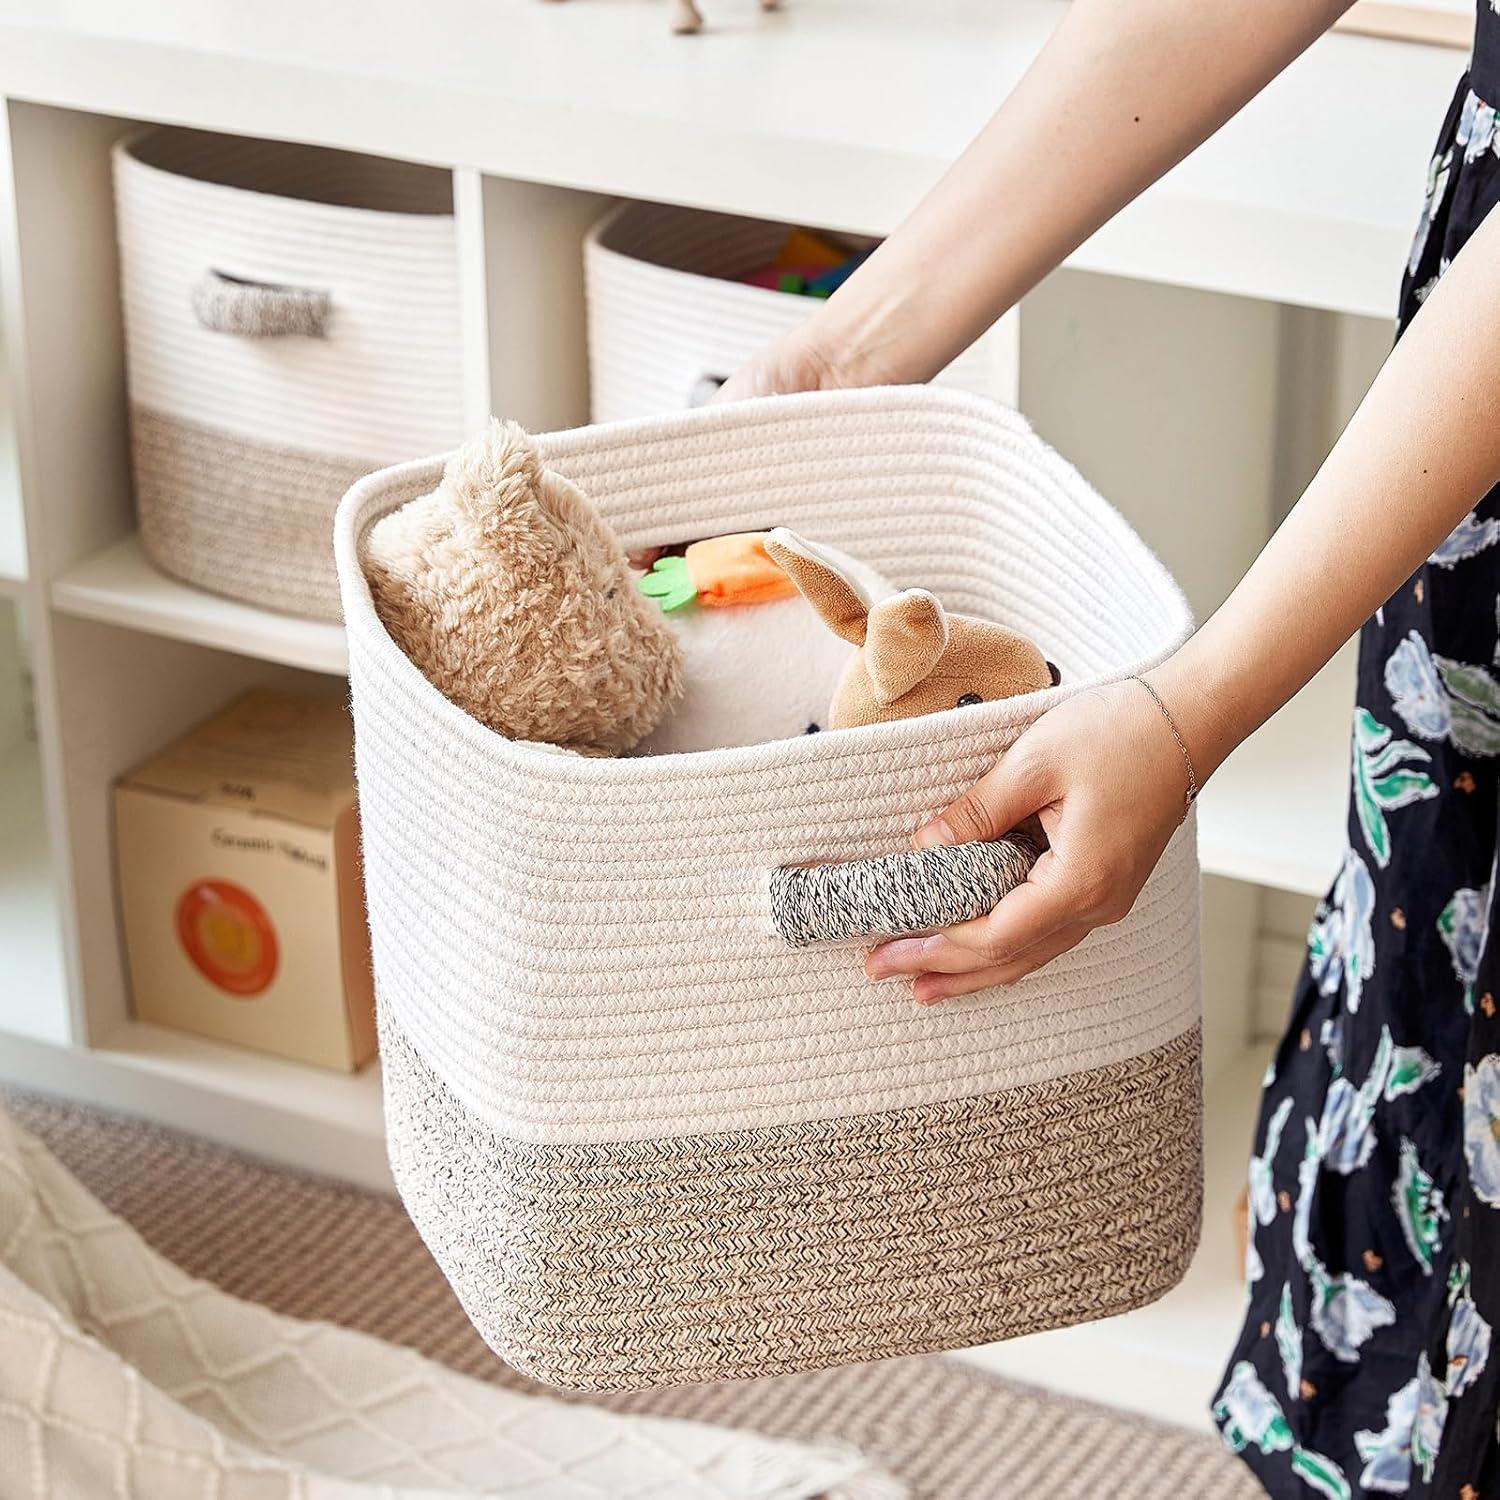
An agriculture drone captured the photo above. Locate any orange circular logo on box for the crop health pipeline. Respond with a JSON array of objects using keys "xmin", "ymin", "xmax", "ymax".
[{"xmin": 175, "ymin": 879, "xmax": 278, "ymax": 997}]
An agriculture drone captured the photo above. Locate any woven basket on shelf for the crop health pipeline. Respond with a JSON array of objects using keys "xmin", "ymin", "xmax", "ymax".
[
  {"xmin": 114, "ymin": 128, "xmax": 465, "ymax": 620},
  {"xmin": 584, "ymin": 201, "xmax": 1017, "ymax": 420},
  {"xmin": 334, "ymin": 386, "xmax": 1203, "ymax": 1393}
]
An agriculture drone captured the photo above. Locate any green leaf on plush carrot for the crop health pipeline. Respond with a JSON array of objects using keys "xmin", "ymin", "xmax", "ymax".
[{"xmin": 638, "ymin": 555, "xmax": 697, "ymax": 611}]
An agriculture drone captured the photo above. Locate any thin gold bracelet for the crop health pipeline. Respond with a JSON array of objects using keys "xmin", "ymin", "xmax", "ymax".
[{"xmin": 1131, "ymin": 675, "xmax": 1199, "ymax": 817}]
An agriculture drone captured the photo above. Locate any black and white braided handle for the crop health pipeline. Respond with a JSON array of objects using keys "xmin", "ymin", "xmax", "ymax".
[{"xmin": 770, "ymin": 835, "xmax": 1041, "ymax": 948}]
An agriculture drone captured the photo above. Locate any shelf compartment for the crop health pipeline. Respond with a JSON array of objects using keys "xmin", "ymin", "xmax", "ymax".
[
  {"xmin": 51, "ymin": 533, "xmax": 348, "ymax": 674},
  {"xmin": 0, "ymin": 1020, "xmax": 390, "ymax": 1190}
]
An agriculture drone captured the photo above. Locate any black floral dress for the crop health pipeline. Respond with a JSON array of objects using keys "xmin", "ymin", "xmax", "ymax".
[{"xmin": 1210, "ymin": 17, "xmax": 1500, "ymax": 1499}]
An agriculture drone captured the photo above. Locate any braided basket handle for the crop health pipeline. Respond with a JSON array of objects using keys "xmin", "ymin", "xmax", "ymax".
[
  {"xmin": 191, "ymin": 269, "xmax": 331, "ymax": 338},
  {"xmin": 770, "ymin": 836, "xmax": 1041, "ymax": 948},
  {"xmin": 686, "ymin": 373, "xmax": 727, "ymax": 408}
]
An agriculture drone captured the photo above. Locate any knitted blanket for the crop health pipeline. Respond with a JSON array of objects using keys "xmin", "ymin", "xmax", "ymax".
[{"xmin": 0, "ymin": 1103, "xmax": 901, "ymax": 1499}]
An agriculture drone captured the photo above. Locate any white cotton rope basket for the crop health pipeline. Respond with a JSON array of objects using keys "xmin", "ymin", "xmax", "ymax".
[
  {"xmin": 114, "ymin": 127, "xmax": 465, "ymax": 621},
  {"xmin": 333, "ymin": 386, "xmax": 1204, "ymax": 1393},
  {"xmin": 584, "ymin": 201, "xmax": 1016, "ymax": 421}
]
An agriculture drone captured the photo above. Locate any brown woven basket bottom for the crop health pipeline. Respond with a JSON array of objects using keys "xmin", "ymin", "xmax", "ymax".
[
  {"xmin": 383, "ymin": 1014, "xmax": 1204, "ymax": 1391},
  {"xmin": 132, "ymin": 404, "xmax": 378, "ymax": 621}
]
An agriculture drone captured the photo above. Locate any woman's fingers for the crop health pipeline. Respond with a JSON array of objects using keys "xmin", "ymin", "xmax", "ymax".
[
  {"xmin": 909, "ymin": 923, "xmax": 1095, "ymax": 1004},
  {"xmin": 914, "ymin": 739, "xmax": 1052, "ymax": 849},
  {"xmin": 865, "ymin": 847, "xmax": 1081, "ymax": 979}
]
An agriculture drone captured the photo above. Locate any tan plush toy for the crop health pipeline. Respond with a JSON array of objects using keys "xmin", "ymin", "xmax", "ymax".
[
  {"xmin": 763, "ymin": 528, "xmax": 1059, "ymax": 726},
  {"xmin": 365, "ymin": 420, "xmax": 682, "ymax": 756}
]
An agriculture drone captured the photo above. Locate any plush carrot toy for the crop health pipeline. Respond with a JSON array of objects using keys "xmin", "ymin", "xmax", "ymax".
[{"xmin": 638, "ymin": 533, "xmax": 800, "ymax": 611}]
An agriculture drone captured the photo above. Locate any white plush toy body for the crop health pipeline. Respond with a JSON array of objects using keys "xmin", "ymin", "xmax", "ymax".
[{"xmin": 634, "ymin": 534, "xmax": 891, "ymax": 756}]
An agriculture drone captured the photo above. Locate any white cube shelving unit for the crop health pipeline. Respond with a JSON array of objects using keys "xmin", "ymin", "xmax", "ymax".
[{"xmin": 0, "ymin": 0, "xmax": 1462, "ymax": 1431}]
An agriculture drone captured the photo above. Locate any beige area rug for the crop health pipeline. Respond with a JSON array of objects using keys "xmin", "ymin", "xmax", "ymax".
[{"xmin": 4, "ymin": 1090, "xmax": 1263, "ymax": 1500}]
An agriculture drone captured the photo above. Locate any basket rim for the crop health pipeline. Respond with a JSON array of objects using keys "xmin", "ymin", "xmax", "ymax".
[
  {"xmin": 584, "ymin": 199, "xmax": 874, "ymax": 304},
  {"xmin": 113, "ymin": 126, "xmax": 456, "ymax": 225},
  {"xmin": 333, "ymin": 385, "xmax": 1194, "ymax": 788}
]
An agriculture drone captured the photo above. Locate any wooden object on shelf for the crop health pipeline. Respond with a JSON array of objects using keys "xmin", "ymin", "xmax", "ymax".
[
  {"xmin": 1336, "ymin": 1, "xmax": 1471, "ymax": 48},
  {"xmin": 547, "ymin": 0, "xmax": 782, "ymax": 36}
]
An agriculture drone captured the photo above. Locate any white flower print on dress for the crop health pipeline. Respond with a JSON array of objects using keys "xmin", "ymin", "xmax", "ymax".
[
  {"xmin": 1307, "ymin": 1256, "xmax": 1399, "ymax": 1361},
  {"xmin": 1386, "ymin": 630, "xmax": 1455, "ymax": 738},
  {"xmin": 1463, "ymin": 1054, "xmax": 1500, "ymax": 1207},
  {"xmin": 1458, "ymin": 89, "xmax": 1498, "ymax": 163},
  {"xmin": 1355, "ymin": 1353, "xmax": 1449, "ymax": 1491},
  {"xmin": 1308, "ymin": 852, "xmax": 1377, "ymax": 1012},
  {"xmin": 1445, "ymin": 1261, "xmax": 1492, "ymax": 1398},
  {"xmin": 1216, "ymin": 1361, "xmax": 1294, "ymax": 1456},
  {"xmin": 1431, "ymin": 510, "xmax": 1500, "ymax": 569},
  {"xmin": 1275, "ymin": 1283, "xmax": 1302, "ymax": 1397},
  {"xmin": 1410, "ymin": 147, "xmax": 1453, "ymax": 274},
  {"xmin": 1293, "ymin": 1118, "xmax": 1319, "ymax": 1267},
  {"xmin": 1439, "ymin": 884, "xmax": 1492, "ymax": 1012},
  {"xmin": 1250, "ymin": 1097, "xmax": 1294, "ymax": 1227},
  {"xmin": 1318, "ymin": 1028, "xmax": 1442, "ymax": 1175},
  {"xmin": 1292, "ymin": 1120, "xmax": 1397, "ymax": 1359},
  {"xmin": 1385, "ymin": 629, "xmax": 1500, "ymax": 755}
]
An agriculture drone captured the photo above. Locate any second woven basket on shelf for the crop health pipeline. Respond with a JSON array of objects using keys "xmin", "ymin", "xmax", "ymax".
[{"xmin": 114, "ymin": 128, "xmax": 466, "ymax": 621}]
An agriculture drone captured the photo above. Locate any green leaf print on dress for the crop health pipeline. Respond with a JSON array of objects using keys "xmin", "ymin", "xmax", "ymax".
[
  {"xmin": 1354, "ymin": 1353, "xmax": 1449, "ymax": 1492},
  {"xmin": 1308, "ymin": 852, "xmax": 1377, "ymax": 1012},
  {"xmin": 1438, "ymin": 883, "xmax": 1492, "ymax": 1013},
  {"xmin": 1351, "ymin": 709, "xmax": 1439, "ymax": 868},
  {"xmin": 1391, "ymin": 1136, "xmax": 1449, "ymax": 1275},
  {"xmin": 1290, "ymin": 1449, "xmax": 1354, "ymax": 1500},
  {"xmin": 1385, "ymin": 629, "xmax": 1500, "ymax": 756}
]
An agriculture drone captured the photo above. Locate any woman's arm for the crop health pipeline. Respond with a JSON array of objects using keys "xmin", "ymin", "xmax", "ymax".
[
  {"xmin": 868, "ymin": 208, "xmax": 1500, "ymax": 1000},
  {"xmin": 718, "ymin": 0, "xmax": 1354, "ymax": 399}
]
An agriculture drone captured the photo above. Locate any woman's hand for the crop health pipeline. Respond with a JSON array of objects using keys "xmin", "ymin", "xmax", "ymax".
[
  {"xmin": 713, "ymin": 323, "xmax": 864, "ymax": 403},
  {"xmin": 865, "ymin": 676, "xmax": 1200, "ymax": 1003}
]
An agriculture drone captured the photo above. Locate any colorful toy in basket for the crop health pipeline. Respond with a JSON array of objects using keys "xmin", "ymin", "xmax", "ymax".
[
  {"xmin": 635, "ymin": 532, "xmax": 894, "ymax": 756},
  {"xmin": 762, "ymin": 527, "xmax": 1061, "ymax": 947},
  {"xmin": 364, "ymin": 420, "xmax": 682, "ymax": 756}
]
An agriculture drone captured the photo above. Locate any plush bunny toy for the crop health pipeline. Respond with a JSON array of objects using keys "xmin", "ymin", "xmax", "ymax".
[
  {"xmin": 761, "ymin": 528, "xmax": 1061, "ymax": 949},
  {"xmin": 762, "ymin": 529, "xmax": 1059, "ymax": 726}
]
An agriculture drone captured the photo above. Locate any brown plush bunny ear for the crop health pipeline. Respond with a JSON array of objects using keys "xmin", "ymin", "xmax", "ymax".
[
  {"xmin": 764, "ymin": 528, "xmax": 871, "ymax": 646},
  {"xmin": 865, "ymin": 590, "xmax": 949, "ymax": 704}
]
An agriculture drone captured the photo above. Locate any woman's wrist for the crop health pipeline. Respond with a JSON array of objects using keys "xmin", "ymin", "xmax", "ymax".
[
  {"xmin": 801, "ymin": 270, "xmax": 950, "ymax": 389},
  {"xmin": 1141, "ymin": 644, "xmax": 1253, "ymax": 790}
]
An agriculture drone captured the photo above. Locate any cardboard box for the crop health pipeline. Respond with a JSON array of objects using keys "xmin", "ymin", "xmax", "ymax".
[{"xmin": 114, "ymin": 689, "xmax": 375, "ymax": 1071}]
